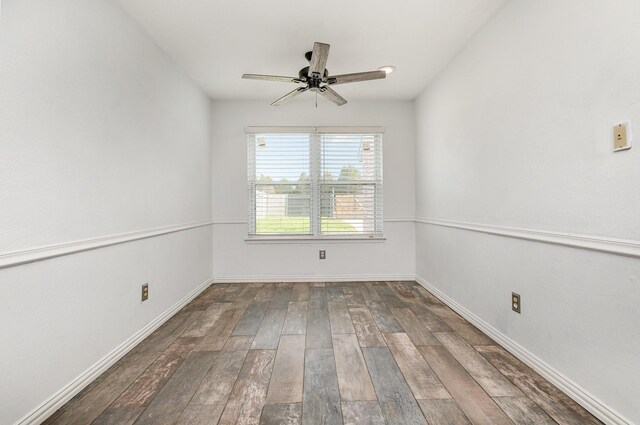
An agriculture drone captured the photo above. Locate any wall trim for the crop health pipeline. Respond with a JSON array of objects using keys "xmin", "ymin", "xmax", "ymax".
[
  {"xmin": 214, "ymin": 216, "xmax": 640, "ymax": 259},
  {"xmin": 0, "ymin": 220, "xmax": 213, "ymax": 270},
  {"xmin": 15, "ymin": 277, "xmax": 214, "ymax": 425},
  {"xmin": 213, "ymin": 274, "xmax": 415, "ymax": 283},
  {"xmin": 415, "ymin": 275, "xmax": 631, "ymax": 425},
  {"xmin": 416, "ymin": 217, "xmax": 640, "ymax": 259},
  {"xmin": 383, "ymin": 217, "xmax": 416, "ymax": 223}
]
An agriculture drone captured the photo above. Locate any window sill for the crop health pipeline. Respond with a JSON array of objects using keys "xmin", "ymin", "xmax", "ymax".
[{"xmin": 245, "ymin": 236, "xmax": 386, "ymax": 244}]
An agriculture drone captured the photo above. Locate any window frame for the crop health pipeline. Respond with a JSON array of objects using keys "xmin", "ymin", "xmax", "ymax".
[{"xmin": 246, "ymin": 126, "xmax": 384, "ymax": 241}]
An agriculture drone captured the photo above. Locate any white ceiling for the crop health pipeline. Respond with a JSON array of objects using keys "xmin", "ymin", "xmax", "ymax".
[{"xmin": 116, "ymin": 0, "xmax": 509, "ymax": 101}]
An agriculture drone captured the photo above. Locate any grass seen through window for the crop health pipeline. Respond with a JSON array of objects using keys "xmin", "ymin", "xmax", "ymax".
[{"xmin": 256, "ymin": 216, "xmax": 356, "ymax": 234}]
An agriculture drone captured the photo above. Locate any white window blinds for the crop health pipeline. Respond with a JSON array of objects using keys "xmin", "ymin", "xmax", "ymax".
[{"xmin": 247, "ymin": 127, "xmax": 383, "ymax": 238}]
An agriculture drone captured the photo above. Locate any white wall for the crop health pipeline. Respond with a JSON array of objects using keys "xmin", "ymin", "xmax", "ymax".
[
  {"xmin": 0, "ymin": 1, "xmax": 212, "ymax": 424},
  {"xmin": 415, "ymin": 0, "xmax": 640, "ymax": 423},
  {"xmin": 211, "ymin": 100, "xmax": 415, "ymax": 281}
]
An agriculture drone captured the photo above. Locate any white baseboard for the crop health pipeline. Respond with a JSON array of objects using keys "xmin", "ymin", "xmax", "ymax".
[
  {"xmin": 15, "ymin": 277, "xmax": 214, "ymax": 425},
  {"xmin": 213, "ymin": 274, "xmax": 415, "ymax": 283},
  {"xmin": 415, "ymin": 275, "xmax": 631, "ymax": 425}
]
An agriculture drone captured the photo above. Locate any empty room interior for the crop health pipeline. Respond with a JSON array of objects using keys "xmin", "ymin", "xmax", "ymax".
[{"xmin": 2, "ymin": 0, "xmax": 640, "ymax": 424}]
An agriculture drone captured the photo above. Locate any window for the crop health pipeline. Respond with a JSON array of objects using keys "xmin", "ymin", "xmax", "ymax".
[{"xmin": 247, "ymin": 127, "xmax": 383, "ymax": 238}]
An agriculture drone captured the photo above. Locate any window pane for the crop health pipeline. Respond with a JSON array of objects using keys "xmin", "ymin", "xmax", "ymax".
[
  {"xmin": 319, "ymin": 132, "xmax": 382, "ymax": 236},
  {"xmin": 251, "ymin": 133, "xmax": 312, "ymax": 235},
  {"xmin": 255, "ymin": 183, "xmax": 311, "ymax": 234},
  {"xmin": 320, "ymin": 134, "xmax": 380, "ymax": 182},
  {"xmin": 319, "ymin": 183, "xmax": 378, "ymax": 234},
  {"xmin": 254, "ymin": 134, "xmax": 310, "ymax": 181}
]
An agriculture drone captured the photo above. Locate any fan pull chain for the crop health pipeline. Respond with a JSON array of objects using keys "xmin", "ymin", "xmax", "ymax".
[{"xmin": 315, "ymin": 91, "xmax": 318, "ymax": 108}]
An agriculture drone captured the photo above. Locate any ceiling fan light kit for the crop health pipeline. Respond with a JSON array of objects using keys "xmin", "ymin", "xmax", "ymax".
[
  {"xmin": 242, "ymin": 42, "xmax": 390, "ymax": 106},
  {"xmin": 378, "ymin": 65, "xmax": 396, "ymax": 74}
]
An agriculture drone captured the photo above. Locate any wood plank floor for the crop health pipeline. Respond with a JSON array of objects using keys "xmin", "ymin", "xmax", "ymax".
[{"xmin": 44, "ymin": 281, "xmax": 602, "ymax": 425}]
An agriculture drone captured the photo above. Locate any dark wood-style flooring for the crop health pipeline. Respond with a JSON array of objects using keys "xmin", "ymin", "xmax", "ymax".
[{"xmin": 44, "ymin": 281, "xmax": 602, "ymax": 425}]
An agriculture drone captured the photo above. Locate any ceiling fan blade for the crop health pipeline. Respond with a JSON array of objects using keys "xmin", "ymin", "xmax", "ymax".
[
  {"xmin": 319, "ymin": 86, "xmax": 347, "ymax": 106},
  {"xmin": 271, "ymin": 87, "xmax": 308, "ymax": 106},
  {"xmin": 242, "ymin": 74, "xmax": 303, "ymax": 83},
  {"xmin": 308, "ymin": 42, "xmax": 330, "ymax": 76},
  {"xmin": 326, "ymin": 70, "xmax": 386, "ymax": 85}
]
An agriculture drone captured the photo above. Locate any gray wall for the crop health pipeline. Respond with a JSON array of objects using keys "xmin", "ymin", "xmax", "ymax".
[
  {"xmin": 0, "ymin": 1, "xmax": 213, "ymax": 423},
  {"xmin": 414, "ymin": 0, "xmax": 640, "ymax": 422}
]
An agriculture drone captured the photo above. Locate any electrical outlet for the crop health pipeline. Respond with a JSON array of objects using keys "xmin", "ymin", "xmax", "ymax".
[
  {"xmin": 512, "ymin": 292, "xmax": 521, "ymax": 314},
  {"xmin": 319, "ymin": 250, "xmax": 326, "ymax": 260},
  {"xmin": 141, "ymin": 283, "xmax": 149, "ymax": 302}
]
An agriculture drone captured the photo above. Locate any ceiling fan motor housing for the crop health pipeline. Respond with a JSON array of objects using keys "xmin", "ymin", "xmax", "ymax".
[
  {"xmin": 299, "ymin": 66, "xmax": 329, "ymax": 88},
  {"xmin": 302, "ymin": 51, "xmax": 330, "ymax": 88}
]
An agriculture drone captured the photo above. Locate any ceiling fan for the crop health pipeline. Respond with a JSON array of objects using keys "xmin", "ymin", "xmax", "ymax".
[{"xmin": 242, "ymin": 42, "xmax": 387, "ymax": 106}]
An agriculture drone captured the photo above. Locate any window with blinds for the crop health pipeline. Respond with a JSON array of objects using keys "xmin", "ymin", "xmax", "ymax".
[{"xmin": 247, "ymin": 127, "xmax": 383, "ymax": 238}]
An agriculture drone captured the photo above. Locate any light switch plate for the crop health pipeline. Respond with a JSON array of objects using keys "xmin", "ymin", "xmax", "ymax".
[{"xmin": 613, "ymin": 122, "xmax": 632, "ymax": 151}]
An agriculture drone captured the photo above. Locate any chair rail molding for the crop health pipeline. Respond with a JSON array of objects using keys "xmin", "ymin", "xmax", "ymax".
[
  {"xmin": 0, "ymin": 220, "xmax": 213, "ymax": 270},
  {"xmin": 416, "ymin": 217, "xmax": 640, "ymax": 259}
]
